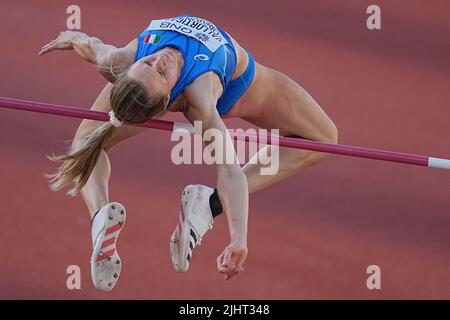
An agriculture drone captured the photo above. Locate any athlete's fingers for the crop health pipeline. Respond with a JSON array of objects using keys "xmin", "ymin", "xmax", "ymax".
[
  {"xmin": 217, "ymin": 250, "xmax": 233, "ymax": 274},
  {"xmin": 39, "ymin": 42, "xmax": 51, "ymax": 53},
  {"xmin": 39, "ymin": 35, "xmax": 71, "ymax": 55},
  {"xmin": 222, "ymin": 268, "xmax": 235, "ymax": 280},
  {"xmin": 39, "ymin": 47, "xmax": 52, "ymax": 55},
  {"xmin": 42, "ymin": 39, "xmax": 57, "ymax": 48},
  {"xmin": 228, "ymin": 266, "xmax": 244, "ymax": 277},
  {"xmin": 221, "ymin": 248, "xmax": 232, "ymax": 267},
  {"xmin": 224, "ymin": 266, "xmax": 244, "ymax": 281},
  {"xmin": 235, "ymin": 252, "xmax": 247, "ymax": 268},
  {"xmin": 218, "ymin": 254, "xmax": 245, "ymax": 280},
  {"xmin": 216, "ymin": 252, "xmax": 227, "ymax": 272},
  {"xmin": 39, "ymin": 42, "xmax": 57, "ymax": 55},
  {"xmin": 216, "ymin": 251, "xmax": 223, "ymax": 264},
  {"xmin": 217, "ymin": 258, "xmax": 233, "ymax": 273}
]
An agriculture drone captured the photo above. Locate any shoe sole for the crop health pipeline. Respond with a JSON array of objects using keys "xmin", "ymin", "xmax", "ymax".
[
  {"xmin": 90, "ymin": 202, "xmax": 126, "ymax": 291},
  {"xmin": 170, "ymin": 185, "xmax": 198, "ymax": 272}
]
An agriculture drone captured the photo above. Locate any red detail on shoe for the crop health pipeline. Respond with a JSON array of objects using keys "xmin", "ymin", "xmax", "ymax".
[
  {"xmin": 105, "ymin": 223, "xmax": 122, "ymax": 236},
  {"xmin": 101, "ymin": 237, "xmax": 116, "ymax": 249},
  {"xmin": 96, "ymin": 248, "xmax": 115, "ymax": 262}
]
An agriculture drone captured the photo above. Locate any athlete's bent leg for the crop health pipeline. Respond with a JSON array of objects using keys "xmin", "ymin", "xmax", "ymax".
[
  {"xmin": 169, "ymin": 66, "xmax": 338, "ymax": 273},
  {"xmin": 240, "ymin": 66, "xmax": 338, "ymax": 193},
  {"xmin": 70, "ymin": 83, "xmax": 145, "ymax": 291},
  {"xmin": 71, "ymin": 83, "xmax": 145, "ymax": 218}
]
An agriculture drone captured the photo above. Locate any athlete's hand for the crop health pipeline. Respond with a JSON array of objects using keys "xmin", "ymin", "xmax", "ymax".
[
  {"xmin": 217, "ymin": 242, "xmax": 248, "ymax": 281},
  {"xmin": 39, "ymin": 30, "xmax": 83, "ymax": 55}
]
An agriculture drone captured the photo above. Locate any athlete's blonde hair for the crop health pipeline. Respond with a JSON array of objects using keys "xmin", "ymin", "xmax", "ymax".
[{"xmin": 46, "ymin": 75, "xmax": 166, "ymax": 196}]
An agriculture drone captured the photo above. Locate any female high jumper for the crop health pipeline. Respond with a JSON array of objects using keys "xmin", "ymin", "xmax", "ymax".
[{"xmin": 39, "ymin": 15, "xmax": 338, "ymax": 291}]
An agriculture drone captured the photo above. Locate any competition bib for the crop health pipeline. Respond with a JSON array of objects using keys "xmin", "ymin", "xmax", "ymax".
[{"xmin": 147, "ymin": 16, "xmax": 228, "ymax": 52}]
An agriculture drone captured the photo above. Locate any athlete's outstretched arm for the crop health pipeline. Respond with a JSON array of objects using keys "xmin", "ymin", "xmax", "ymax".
[
  {"xmin": 39, "ymin": 30, "xmax": 136, "ymax": 82},
  {"xmin": 184, "ymin": 74, "xmax": 249, "ymax": 280}
]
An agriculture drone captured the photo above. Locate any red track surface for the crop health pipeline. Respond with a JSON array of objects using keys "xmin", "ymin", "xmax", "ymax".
[{"xmin": 0, "ymin": 0, "xmax": 449, "ymax": 299}]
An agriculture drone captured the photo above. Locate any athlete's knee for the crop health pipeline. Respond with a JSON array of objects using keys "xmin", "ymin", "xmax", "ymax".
[
  {"xmin": 331, "ymin": 123, "xmax": 339, "ymax": 144},
  {"xmin": 71, "ymin": 121, "xmax": 117, "ymax": 153},
  {"xmin": 310, "ymin": 124, "xmax": 338, "ymax": 164},
  {"xmin": 72, "ymin": 121, "xmax": 98, "ymax": 150},
  {"xmin": 323, "ymin": 121, "xmax": 339, "ymax": 145},
  {"xmin": 71, "ymin": 135, "xmax": 113, "ymax": 155}
]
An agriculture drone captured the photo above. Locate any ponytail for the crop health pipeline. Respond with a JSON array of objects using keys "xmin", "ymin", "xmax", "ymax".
[
  {"xmin": 47, "ymin": 73, "xmax": 166, "ymax": 197},
  {"xmin": 46, "ymin": 122, "xmax": 115, "ymax": 196}
]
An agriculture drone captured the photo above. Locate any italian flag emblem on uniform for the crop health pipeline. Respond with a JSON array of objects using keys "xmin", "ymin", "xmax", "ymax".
[{"xmin": 144, "ymin": 34, "xmax": 161, "ymax": 44}]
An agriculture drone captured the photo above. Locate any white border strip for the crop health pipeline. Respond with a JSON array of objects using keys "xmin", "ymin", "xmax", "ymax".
[{"xmin": 428, "ymin": 157, "xmax": 450, "ymax": 170}]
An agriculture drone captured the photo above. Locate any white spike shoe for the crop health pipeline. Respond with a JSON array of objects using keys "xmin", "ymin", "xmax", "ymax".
[
  {"xmin": 90, "ymin": 202, "xmax": 126, "ymax": 291},
  {"xmin": 170, "ymin": 185, "xmax": 214, "ymax": 272}
]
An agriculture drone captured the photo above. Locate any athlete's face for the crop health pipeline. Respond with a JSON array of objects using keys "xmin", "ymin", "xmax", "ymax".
[{"xmin": 127, "ymin": 48, "xmax": 182, "ymax": 99}]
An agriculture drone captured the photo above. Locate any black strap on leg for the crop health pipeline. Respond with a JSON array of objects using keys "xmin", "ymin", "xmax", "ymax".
[
  {"xmin": 91, "ymin": 209, "xmax": 100, "ymax": 225},
  {"xmin": 209, "ymin": 188, "xmax": 223, "ymax": 218}
]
